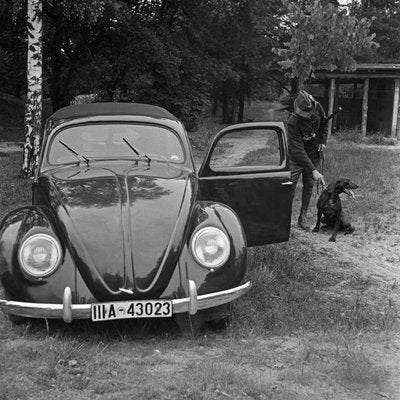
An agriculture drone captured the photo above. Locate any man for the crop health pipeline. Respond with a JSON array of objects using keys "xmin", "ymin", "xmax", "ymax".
[{"xmin": 288, "ymin": 90, "xmax": 327, "ymax": 231}]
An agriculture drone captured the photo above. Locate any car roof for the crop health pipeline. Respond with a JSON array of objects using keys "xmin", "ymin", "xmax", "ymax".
[{"xmin": 50, "ymin": 102, "xmax": 178, "ymax": 122}]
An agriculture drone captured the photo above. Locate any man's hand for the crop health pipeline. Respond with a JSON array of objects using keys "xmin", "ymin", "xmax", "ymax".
[
  {"xmin": 312, "ymin": 169, "xmax": 326, "ymax": 186},
  {"xmin": 318, "ymin": 144, "xmax": 326, "ymax": 152}
]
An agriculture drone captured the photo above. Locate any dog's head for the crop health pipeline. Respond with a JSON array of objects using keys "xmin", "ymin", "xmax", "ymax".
[{"xmin": 326, "ymin": 178, "xmax": 358, "ymax": 197}]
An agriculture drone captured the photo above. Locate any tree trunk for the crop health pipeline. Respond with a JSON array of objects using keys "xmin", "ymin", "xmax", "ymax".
[
  {"xmin": 211, "ymin": 84, "xmax": 219, "ymax": 116},
  {"xmin": 22, "ymin": 0, "xmax": 43, "ymax": 177},
  {"xmin": 237, "ymin": 75, "xmax": 246, "ymax": 123},
  {"xmin": 49, "ymin": 24, "xmax": 68, "ymax": 110},
  {"xmin": 221, "ymin": 80, "xmax": 230, "ymax": 124},
  {"xmin": 12, "ymin": 26, "xmax": 22, "ymax": 98},
  {"xmin": 290, "ymin": 77, "xmax": 299, "ymax": 94},
  {"xmin": 361, "ymin": 78, "xmax": 369, "ymax": 139},
  {"xmin": 221, "ymin": 80, "xmax": 236, "ymax": 124}
]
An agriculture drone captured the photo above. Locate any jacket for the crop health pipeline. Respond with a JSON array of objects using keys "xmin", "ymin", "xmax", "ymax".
[{"xmin": 287, "ymin": 101, "xmax": 328, "ymax": 172}]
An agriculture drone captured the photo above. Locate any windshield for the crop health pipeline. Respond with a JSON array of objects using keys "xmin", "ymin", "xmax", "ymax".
[{"xmin": 48, "ymin": 123, "xmax": 185, "ymax": 165}]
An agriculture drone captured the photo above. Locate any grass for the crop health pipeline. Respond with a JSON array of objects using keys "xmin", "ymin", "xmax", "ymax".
[
  {"xmin": 334, "ymin": 127, "xmax": 398, "ymax": 146},
  {"xmin": 0, "ymin": 103, "xmax": 400, "ymax": 399},
  {"xmin": 322, "ymin": 142, "xmax": 400, "ymax": 218},
  {"xmin": 246, "ymin": 134, "xmax": 397, "ymax": 336},
  {"xmin": 0, "ymin": 152, "xmax": 31, "ymax": 221},
  {"xmin": 2, "ymin": 118, "xmax": 399, "ymax": 334},
  {"xmin": 234, "ymin": 243, "xmax": 398, "ymax": 336},
  {"xmin": 222, "ymin": 135, "xmax": 400, "ymax": 336}
]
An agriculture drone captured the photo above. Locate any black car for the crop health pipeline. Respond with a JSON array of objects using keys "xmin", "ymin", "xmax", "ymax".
[{"xmin": 0, "ymin": 103, "xmax": 292, "ymax": 328}]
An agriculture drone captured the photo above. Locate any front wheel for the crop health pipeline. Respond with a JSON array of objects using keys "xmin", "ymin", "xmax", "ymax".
[
  {"xmin": 4, "ymin": 292, "xmax": 31, "ymax": 325},
  {"xmin": 174, "ymin": 304, "xmax": 232, "ymax": 336},
  {"xmin": 7, "ymin": 313, "xmax": 30, "ymax": 325}
]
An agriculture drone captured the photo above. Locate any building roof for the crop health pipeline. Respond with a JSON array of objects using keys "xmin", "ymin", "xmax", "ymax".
[
  {"xmin": 355, "ymin": 63, "xmax": 400, "ymax": 71},
  {"xmin": 314, "ymin": 63, "xmax": 400, "ymax": 79},
  {"xmin": 50, "ymin": 102, "xmax": 177, "ymax": 122}
]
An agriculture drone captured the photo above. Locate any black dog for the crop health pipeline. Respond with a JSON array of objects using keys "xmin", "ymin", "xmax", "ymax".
[{"xmin": 312, "ymin": 178, "xmax": 358, "ymax": 242}]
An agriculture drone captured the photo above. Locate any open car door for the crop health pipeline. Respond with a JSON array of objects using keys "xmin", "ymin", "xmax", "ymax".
[{"xmin": 198, "ymin": 122, "xmax": 292, "ymax": 247}]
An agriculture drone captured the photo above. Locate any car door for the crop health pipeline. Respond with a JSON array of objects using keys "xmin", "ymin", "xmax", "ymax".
[{"xmin": 198, "ymin": 122, "xmax": 292, "ymax": 247}]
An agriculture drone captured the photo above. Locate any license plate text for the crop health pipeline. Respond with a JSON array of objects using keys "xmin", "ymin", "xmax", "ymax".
[{"xmin": 91, "ymin": 300, "xmax": 172, "ymax": 321}]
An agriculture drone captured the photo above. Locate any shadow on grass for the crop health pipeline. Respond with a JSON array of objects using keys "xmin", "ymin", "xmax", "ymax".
[{"xmin": 2, "ymin": 315, "xmax": 183, "ymax": 343}]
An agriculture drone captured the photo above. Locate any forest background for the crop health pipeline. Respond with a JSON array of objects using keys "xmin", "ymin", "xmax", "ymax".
[{"xmin": 1, "ymin": 0, "xmax": 398, "ymax": 130}]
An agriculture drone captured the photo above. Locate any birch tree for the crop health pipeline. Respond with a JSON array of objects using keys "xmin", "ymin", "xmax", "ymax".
[{"xmin": 22, "ymin": 0, "xmax": 42, "ymax": 177}]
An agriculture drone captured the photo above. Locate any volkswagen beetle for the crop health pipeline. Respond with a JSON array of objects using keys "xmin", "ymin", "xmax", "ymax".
[{"xmin": 0, "ymin": 103, "xmax": 292, "ymax": 328}]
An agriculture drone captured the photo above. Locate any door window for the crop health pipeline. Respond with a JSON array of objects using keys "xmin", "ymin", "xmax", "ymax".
[{"xmin": 209, "ymin": 128, "xmax": 282, "ymax": 171}]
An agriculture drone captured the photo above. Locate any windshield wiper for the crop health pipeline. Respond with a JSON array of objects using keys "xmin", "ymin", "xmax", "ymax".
[
  {"xmin": 123, "ymin": 138, "xmax": 151, "ymax": 165},
  {"xmin": 59, "ymin": 140, "xmax": 90, "ymax": 166}
]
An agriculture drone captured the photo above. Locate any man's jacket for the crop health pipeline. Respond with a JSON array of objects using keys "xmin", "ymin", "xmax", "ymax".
[{"xmin": 287, "ymin": 102, "xmax": 328, "ymax": 172}]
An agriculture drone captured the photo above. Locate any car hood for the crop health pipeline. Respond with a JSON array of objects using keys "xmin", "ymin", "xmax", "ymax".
[{"xmin": 43, "ymin": 162, "xmax": 197, "ymax": 301}]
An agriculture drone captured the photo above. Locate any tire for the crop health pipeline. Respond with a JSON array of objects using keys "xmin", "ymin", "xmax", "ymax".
[
  {"xmin": 174, "ymin": 304, "xmax": 232, "ymax": 336},
  {"xmin": 206, "ymin": 304, "xmax": 232, "ymax": 330},
  {"xmin": 4, "ymin": 292, "xmax": 31, "ymax": 325},
  {"xmin": 174, "ymin": 312, "xmax": 205, "ymax": 337},
  {"xmin": 208, "ymin": 314, "xmax": 232, "ymax": 330},
  {"xmin": 7, "ymin": 313, "xmax": 30, "ymax": 325}
]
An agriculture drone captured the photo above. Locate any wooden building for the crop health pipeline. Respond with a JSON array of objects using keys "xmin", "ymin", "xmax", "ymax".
[{"xmin": 309, "ymin": 64, "xmax": 400, "ymax": 138}]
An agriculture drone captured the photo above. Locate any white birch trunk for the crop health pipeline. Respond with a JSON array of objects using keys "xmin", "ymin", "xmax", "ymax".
[{"xmin": 22, "ymin": 0, "xmax": 43, "ymax": 177}]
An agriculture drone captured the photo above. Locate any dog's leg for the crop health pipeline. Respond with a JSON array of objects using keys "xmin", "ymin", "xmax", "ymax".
[
  {"xmin": 312, "ymin": 209, "xmax": 322, "ymax": 232},
  {"xmin": 341, "ymin": 212, "xmax": 355, "ymax": 235},
  {"xmin": 344, "ymin": 226, "xmax": 355, "ymax": 235},
  {"xmin": 329, "ymin": 214, "xmax": 341, "ymax": 242}
]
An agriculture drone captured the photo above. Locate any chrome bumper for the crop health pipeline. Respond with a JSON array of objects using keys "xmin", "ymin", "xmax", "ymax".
[{"xmin": 0, "ymin": 281, "xmax": 251, "ymax": 323}]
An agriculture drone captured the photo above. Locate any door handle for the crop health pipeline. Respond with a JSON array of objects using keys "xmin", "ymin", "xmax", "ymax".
[{"xmin": 281, "ymin": 181, "xmax": 293, "ymax": 186}]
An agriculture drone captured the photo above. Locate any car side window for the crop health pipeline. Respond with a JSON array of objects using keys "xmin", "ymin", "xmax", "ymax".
[{"xmin": 209, "ymin": 128, "xmax": 282, "ymax": 170}]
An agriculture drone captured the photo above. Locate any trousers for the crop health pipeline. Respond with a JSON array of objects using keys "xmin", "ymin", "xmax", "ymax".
[{"xmin": 290, "ymin": 158, "xmax": 319, "ymax": 212}]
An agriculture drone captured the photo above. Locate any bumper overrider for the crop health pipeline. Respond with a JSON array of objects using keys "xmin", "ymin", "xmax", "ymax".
[{"xmin": 0, "ymin": 280, "xmax": 251, "ymax": 323}]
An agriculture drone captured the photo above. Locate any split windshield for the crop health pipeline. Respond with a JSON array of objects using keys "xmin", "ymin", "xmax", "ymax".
[{"xmin": 48, "ymin": 123, "xmax": 185, "ymax": 165}]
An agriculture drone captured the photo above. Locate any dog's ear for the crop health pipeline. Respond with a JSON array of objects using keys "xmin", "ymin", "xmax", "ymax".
[
  {"xmin": 336, "ymin": 178, "xmax": 350, "ymax": 191},
  {"xmin": 337, "ymin": 177, "xmax": 350, "ymax": 185},
  {"xmin": 326, "ymin": 182, "xmax": 336, "ymax": 193}
]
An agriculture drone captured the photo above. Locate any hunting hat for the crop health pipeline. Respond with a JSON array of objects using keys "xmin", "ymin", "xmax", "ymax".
[{"xmin": 293, "ymin": 90, "xmax": 315, "ymax": 118}]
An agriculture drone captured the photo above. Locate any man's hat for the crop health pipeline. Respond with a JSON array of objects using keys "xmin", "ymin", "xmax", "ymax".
[{"xmin": 293, "ymin": 90, "xmax": 315, "ymax": 118}]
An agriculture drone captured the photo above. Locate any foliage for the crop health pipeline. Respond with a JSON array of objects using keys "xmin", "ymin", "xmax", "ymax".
[
  {"xmin": 349, "ymin": 0, "xmax": 400, "ymax": 63},
  {"xmin": 0, "ymin": 0, "xmax": 395, "ymax": 132},
  {"xmin": 0, "ymin": 2, "xmax": 26, "ymax": 97},
  {"xmin": 276, "ymin": 0, "xmax": 379, "ymax": 86}
]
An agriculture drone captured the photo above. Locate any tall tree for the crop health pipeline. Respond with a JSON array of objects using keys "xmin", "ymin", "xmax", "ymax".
[
  {"xmin": 349, "ymin": 0, "xmax": 400, "ymax": 62},
  {"xmin": 22, "ymin": 0, "xmax": 43, "ymax": 177},
  {"xmin": 276, "ymin": 0, "xmax": 378, "ymax": 89},
  {"xmin": 202, "ymin": 0, "xmax": 287, "ymax": 123}
]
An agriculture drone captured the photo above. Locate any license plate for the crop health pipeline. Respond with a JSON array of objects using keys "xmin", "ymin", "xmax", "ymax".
[{"xmin": 91, "ymin": 300, "xmax": 172, "ymax": 321}]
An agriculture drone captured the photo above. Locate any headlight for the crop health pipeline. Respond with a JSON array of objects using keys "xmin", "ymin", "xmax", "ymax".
[
  {"xmin": 18, "ymin": 234, "xmax": 62, "ymax": 279},
  {"xmin": 190, "ymin": 227, "xmax": 230, "ymax": 269}
]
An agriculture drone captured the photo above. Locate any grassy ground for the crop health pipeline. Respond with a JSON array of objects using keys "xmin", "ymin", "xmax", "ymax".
[{"xmin": 0, "ymin": 102, "xmax": 399, "ymax": 399}]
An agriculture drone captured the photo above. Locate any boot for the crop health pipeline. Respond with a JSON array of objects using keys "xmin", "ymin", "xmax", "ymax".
[{"xmin": 297, "ymin": 209, "xmax": 310, "ymax": 231}]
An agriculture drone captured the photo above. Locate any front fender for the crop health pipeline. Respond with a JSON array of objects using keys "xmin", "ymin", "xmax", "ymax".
[
  {"xmin": 178, "ymin": 201, "xmax": 247, "ymax": 297},
  {"xmin": 0, "ymin": 206, "xmax": 75, "ymax": 302}
]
